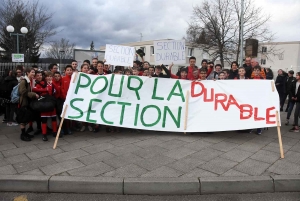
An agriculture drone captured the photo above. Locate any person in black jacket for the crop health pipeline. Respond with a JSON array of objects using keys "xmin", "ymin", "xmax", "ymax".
[
  {"xmin": 228, "ymin": 61, "xmax": 239, "ymax": 79},
  {"xmin": 4, "ymin": 70, "xmax": 18, "ymax": 126},
  {"xmin": 152, "ymin": 65, "xmax": 170, "ymax": 78},
  {"xmin": 265, "ymin": 68, "xmax": 274, "ymax": 80},
  {"xmin": 289, "ymin": 72, "xmax": 300, "ymax": 132},
  {"xmin": 275, "ymin": 69, "xmax": 287, "ymax": 111},
  {"xmin": 285, "ymin": 70, "xmax": 297, "ymax": 113}
]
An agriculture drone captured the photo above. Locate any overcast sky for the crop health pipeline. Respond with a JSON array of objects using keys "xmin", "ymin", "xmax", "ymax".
[{"xmin": 41, "ymin": 0, "xmax": 300, "ymax": 50}]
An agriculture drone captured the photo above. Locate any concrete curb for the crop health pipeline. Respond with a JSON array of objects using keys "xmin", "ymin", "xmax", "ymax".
[
  {"xmin": 272, "ymin": 175, "xmax": 300, "ymax": 192},
  {"xmin": 49, "ymin": 176, "xmax": 123, "ymax": 194},
  {"xmin": 124, "ymin": 178, "xmax": 199, "ymax": 195},
  {"xmin": 0, "ymin": 175, "xmax": 50, "ymax": 192},
  {"xmin": 0, "ymin": 175, "xmax": 299, "ymax": 195},
  {"xmin": 200, "ymin": 176, "xmax": 274, "ymax": 194}
]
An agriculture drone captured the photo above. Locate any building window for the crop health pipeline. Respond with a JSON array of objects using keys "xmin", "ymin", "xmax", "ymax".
[
  {"xmin": 188, "ymin": 48, "xmax": 194, "ymax": 57},
  {"xmin": 140, "ymin": 47, "xmax": 145, "ymax": 54},
  {"xmin": 202, "ymin": 52, "xmax": 209, "ymax": 59},
  {"xmin": 262, "ymin": 46, "xmax": 267, "ymax": 53},
  {"xmin": 150, "ymin": 46, "xmax": 154, "ymax": 55},
  {"xmin": 278, "ymin": 53, "xmax": 284, "ymax": 60},
  {"xmin": 261, "ymin": 59, "xmax": 266, "ymax": 65}
]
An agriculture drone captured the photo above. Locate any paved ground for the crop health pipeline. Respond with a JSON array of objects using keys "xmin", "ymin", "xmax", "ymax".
[
  {"xmin": 1, "ymin": 192, "xmax": 300, "ymax": 201},
  {"xmin": 0, "ymin": 111, "xmax": 299, "ymax": 178}
]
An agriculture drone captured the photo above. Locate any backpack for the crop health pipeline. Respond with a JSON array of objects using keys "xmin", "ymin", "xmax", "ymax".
[
  {"xmin": 11, "ymin": 83, "xmax": 21, "ymax": 103},
  {"xmin": 11, "ymin": 80, "xmax": 28, "ymax": 104}
]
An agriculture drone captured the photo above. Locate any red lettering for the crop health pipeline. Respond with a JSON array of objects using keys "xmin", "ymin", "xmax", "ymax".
[
  {"xmin": 214, "ymin": 93, "xmax": 227, "ymax": 111},
  {"xmin": 224, "ymin": 95, "xmax": 240, "ymax": 111},
  {"xmin": 240, "ymin": 104, "xmax": 253, "ymax": 119},
  {"xmin": 266, "ymin": 107, "xmax": 276, "ymax": 124},
  {"xmin": 204, "ymin": 88, "xmax": 214, "ymax": 102},
  {"xmin": 191, "ymin": 81, "xmax": 205, "ymax": 97},
  {"xmin": 254, "ymin": 107, "xmax": 265, "ymax": 121}
]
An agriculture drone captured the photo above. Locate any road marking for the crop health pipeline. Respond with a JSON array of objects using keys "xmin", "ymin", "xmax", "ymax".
[{"xmin": 14, "ymin": 195, "xmax": 28, "ymax": 201}]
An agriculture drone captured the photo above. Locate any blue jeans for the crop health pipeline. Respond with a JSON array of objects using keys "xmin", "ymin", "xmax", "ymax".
[{"xmin": 287, "ymin": 101, "xmax": 296, "ymax": 119}]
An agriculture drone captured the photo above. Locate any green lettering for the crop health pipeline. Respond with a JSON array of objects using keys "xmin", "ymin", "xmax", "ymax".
[
  {"xmin": 134, "ymin": 104, "xmax": 140, "ymax": 126},
  {"xmin": 108, "ymin": 74, "xmax": 124, "ymax": 97},
  {"xmin": 151, "ymin": 78, "xmax": 164, "ymax": 100},
  {"xmin": 140, "ymin": 105, "xmax": 161, "ymax": 127},
  {"xmin": 127, "ymin": 76, "xmax": 143, "ymax": 100},
  {"xmin": 101, "ymin": 101, "xmax": 116, "ymax": 125},
  {"xmin": 162, "ymin": 106, "xmax": 182, "ymax": 128},
  {"xmin": 86, "ymin": 99, "xmax": 102, "ymax": 123},
  {"xmin": 75, "ymin": 73, "xmax": 91, "ymax": 94},
  {"xmin": 167, "ymin": 80, "xmax": 185, "ymax": 102},
  {"xmin": 90, "ymin": 76, "xmax": 108, "ymax": 94},
  {"xmin": 117, "ymin": 102, "xmax": 132, "ymax": 125},
  {"xmin": 68, "ymin": 98, "xmax": 84, "ymax": 119}
]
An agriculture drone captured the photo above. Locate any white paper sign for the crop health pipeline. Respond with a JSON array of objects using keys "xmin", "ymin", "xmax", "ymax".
[
  {"xmin": 104, "ymin": 44, "xmax": 135, "ymax": 67},
  {"xmin": 63, "ymin": 73, "xmax": 280, "ymax": 132},
  {"xmin": 154, "ymin": 40, "xmax": 186, "ymax": 65},
  {"xmin": 12, "ymin": 54, "xmax": 24, "ymax": 62}
]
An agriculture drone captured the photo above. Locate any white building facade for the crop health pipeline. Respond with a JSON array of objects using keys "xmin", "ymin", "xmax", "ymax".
[{"xmin": 258, "ymin": 41, "xmax": 300, "ymax": 75}]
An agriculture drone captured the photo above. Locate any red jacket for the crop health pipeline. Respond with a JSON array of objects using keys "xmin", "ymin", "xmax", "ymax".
[
  {"xmin": 61, "ymin": 75, "xmax": 72, "ymax": 100},
  {"xmin": 187, "ymin": 66, "xmax": 212, "ymax": 80},
  {"xmin": 33, "ymin": 81, "xmax": 56, "ymax": 96},
  {"xmin": 52, "ymin": 78, "xmax": 62, "ymax": 99}
]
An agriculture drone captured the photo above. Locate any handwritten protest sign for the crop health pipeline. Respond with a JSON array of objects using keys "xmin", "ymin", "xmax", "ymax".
[
  {"xmin": 154, "ymin": 40, "xmax": 186, "ymax": 65},
  {"xmin": 62, "ymin": 73, "xmax": 280, "ymax": 132},
  {"xmin": 104, "ymin": 44, "xmax": 135, "ymax": 67}
]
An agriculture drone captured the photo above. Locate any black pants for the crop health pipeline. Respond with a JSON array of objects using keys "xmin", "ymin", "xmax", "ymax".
[
  {"xmin": 6, "ymin": 103, "xmax": 17, "ymax": 122},
  {"xmin": 279, "ymin": 92, "xmax": 286, "ymax": 109}
]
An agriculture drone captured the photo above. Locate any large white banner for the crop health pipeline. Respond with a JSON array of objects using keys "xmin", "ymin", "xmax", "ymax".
[
  {"xmin": 154, "ymin": 40, "xmax": 186, "ymax": 65},
  {"xmin": 104, "ymin": 44, "xmax": 135, "ymax": 67},
  {"xmin": 63, "ymin": 73, "xmax": 280, "ymax": 132}
]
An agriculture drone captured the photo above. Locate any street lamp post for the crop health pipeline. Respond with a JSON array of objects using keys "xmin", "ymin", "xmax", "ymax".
[
  {"xmin": 59, "ymin": 50, "xmax": 65, "ymax": 72},
  {"xmin": 6, "ymin": 25, "xmax": 28, "ymax": 53}
]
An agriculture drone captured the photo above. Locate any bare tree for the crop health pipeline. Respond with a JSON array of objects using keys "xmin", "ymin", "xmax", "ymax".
[
  {"xmin": 44, "ymin": 38, "xmax": 75, "ymax": 59},
  {"xmin": 186, "ymin": 0, "xmax": 279, "ymax": 66},
  {"xmin": 0, "ymin": 0, "xmax": 56, "ymax": 62}
]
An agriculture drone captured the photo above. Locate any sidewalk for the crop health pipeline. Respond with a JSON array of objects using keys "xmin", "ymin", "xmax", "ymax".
[{"xmin": 0, "ymin": 111, "xmax": 299, "ymax": 194}]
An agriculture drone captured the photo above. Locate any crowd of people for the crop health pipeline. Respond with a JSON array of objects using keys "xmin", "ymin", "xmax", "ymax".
[{"xmin": 0, "ymin": 55, "xmax": 297, "ymax": 142}]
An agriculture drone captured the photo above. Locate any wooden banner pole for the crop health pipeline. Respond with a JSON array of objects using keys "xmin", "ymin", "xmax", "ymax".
[
  {"xmin": 276, "ymin": 111, "xmax": 285, "ymax": 159},
  {"xmin": 53, "ymin": 104, "xmax": 68, "ymax": 149},
  {"xmin": 184, "ymin": 90, "xmax": 190, "ymax": 134},
  {"xmin": 73, "ymin": 72, "xmax": 78, "ymax": 83}
]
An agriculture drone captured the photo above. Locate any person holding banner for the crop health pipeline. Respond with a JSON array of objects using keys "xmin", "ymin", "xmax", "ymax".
[
  {"xmin": 153, "ymin": 65, "xmax": 170, "ymax": 78},
  {"xmin": 61, "ymin": 65, "xmax": 73, "ymax": 134},
  {"xmin": 96, "ymin": 61, "xmax": 106, "ymax": 75},
  {"xmin": 187, "ymin": 57, "xmax": 198, "ymax": 80},
  {"xmin": 169, "ymin": 63, "xmax": 188, "ymax": 80}
]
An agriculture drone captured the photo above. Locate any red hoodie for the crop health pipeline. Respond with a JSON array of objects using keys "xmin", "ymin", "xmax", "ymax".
[
  {"xmin": 52, "ymin": 78, "xmax": 62, "ymax": 99},
  {"xmin": 61, "ymin": 75, "xmax": 71, "ymax": 100},
  {"xmin": 187, "ymin": 66, "xmax": 212, "ymax": 80}
]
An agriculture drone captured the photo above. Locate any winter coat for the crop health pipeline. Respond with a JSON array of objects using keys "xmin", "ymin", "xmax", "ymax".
[
  {"xmin": 3, "ymin": 76, "xmax": 18, "ymax": 99},
  {"xmin": 228, "ymin": 69, "xmax": 238, "ymax": 79},
  {"xmin": 286, "ymin": 76, "xmax": 296, "ymax": 96},
  {"xmin": 275, "ymin": 75, "xmax": 286, "ymax": 94},
  {"xmin": 19, "ymin": 76, "xmax": 37, "ymax": 107},
  {"xmin": 289, "ymin": 81, "xmax": 300, "ymax": 102}
]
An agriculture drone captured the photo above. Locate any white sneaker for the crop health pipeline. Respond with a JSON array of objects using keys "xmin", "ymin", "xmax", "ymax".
[
  {"xmin": 285, "ymin": 119, "xmax": 289, "ymax": 125},
  {"xmin": 80, "ymin": 126, "xmax": 86, "ymax": 132},
  {"xmin": 7, "ymin": 123, "xmax": 12, "ymax": 126},
  {"xmin": 88, "ymin": 126, "xmax": 93, "ymax": 132},
  {"xmin": 11, "ymin": 122, "xmax": 18, "ymax": 126}
]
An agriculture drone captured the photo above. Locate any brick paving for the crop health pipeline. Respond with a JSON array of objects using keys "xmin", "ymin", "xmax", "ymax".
[{"xmin": 0, "ymin": 111, "xmax": 299, "ymax": 178}]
